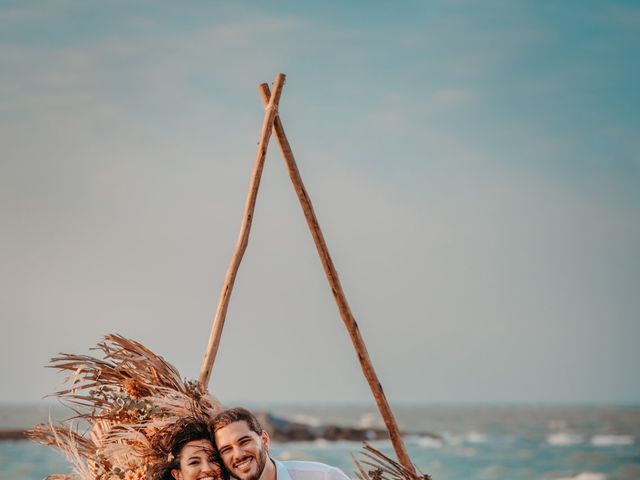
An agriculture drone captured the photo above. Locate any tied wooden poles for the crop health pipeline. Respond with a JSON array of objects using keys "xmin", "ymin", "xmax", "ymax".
[
  {"xmin": 258, "ymin": 83, "xmax": 415, "ymax": 474},
  {"xmin": 198, "ymin": 73, "xmax": 286, "ymax": 389}
]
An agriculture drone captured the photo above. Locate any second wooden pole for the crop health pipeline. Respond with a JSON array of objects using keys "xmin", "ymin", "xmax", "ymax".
[{"xmin": 259, "ymin": 83, "xmax": 415, "ymax": 474}]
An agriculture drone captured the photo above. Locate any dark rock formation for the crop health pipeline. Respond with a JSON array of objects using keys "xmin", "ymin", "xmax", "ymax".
[
  {"xmin": 0, "ymin": 429, "xmax": 26, "ymax": 440},
  {"xmin": 258, "ymin": 412, "xmax": 416, "ymax": 442},
  {"xmin": 2, "ymin": 412, "xmax": 441, "ymax": 443}
]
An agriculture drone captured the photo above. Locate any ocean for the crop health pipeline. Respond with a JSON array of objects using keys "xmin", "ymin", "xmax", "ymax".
[{"xmin": 1, "ymin": 403, "xmax": 638, "ymax": 480}]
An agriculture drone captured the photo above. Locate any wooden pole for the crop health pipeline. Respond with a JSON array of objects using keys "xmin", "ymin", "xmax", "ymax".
[
  {"xmin": 259, "ymin": 83, "xmax": 415, "ymax": 474},
  {"xmin": 198, "ymin": 73, "xmax": 286, "ymax": 389}
]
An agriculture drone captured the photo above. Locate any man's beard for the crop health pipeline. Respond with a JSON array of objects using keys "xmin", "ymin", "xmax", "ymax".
[{"xmin": 230, "ymin": 445, "xmax": 268, "ymax": 480}]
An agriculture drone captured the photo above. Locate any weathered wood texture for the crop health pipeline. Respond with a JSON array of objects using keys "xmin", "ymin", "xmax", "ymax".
[
  {"xmin": 258, "ymin": 83, "xmax": 415, "ymax": 474},
  {"xmin": 198, "ymin": 73, "xmax": 286, "ymax": 389}
]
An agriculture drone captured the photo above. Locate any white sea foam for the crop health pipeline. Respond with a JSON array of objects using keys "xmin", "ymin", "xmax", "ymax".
[
  {"xmin": 357, "ymin": 412, "xmax": 379, "ymax": 429},
  {"xmin": 441, "ymin": 432, "xmax": 463, "ymax": 446},
  {"xmin": 546, "ymin": 432, "xmax": 583, "ymax": 446},
  {"xmin": 416, "ymin": 436, "xmax": 444, "ymax": 448},
  {"xmin": 465, "ymin": 431, "xmax": 487, "ymax": 443},
  {"xmin": 289, "ymin": 413, "xmax": 321, "ymax": 427},
  {"xmin": 590, "ymin": 434, "xmax": 634, "ymax": 446},
  {"xmin": 554, "ymin": 472, "xmax": 607, "ymax": 480}
]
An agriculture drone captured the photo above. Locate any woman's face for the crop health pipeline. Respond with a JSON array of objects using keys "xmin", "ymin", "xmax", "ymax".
[{"xmin": 171, "ymin": 439, "xmax": 224, "ymax": 480}]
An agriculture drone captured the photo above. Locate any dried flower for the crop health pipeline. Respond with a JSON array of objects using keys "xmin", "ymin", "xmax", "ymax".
[
  {"xmin": 123, "ymin": 379, "xmax": 150, "ymax": 399},
  {"xmin": 26, "ymin": 335, "xmax": 223, "ymax": 480}
]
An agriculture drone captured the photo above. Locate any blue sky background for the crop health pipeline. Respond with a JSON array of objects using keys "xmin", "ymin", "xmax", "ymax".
[{"xmin": 1, "ymin": 1, "xmax": 638, "ymax": 404}]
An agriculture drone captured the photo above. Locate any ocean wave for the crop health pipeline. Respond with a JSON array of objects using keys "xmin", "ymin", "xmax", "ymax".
[
  {"xmin": 553, "ymin": 472, "xmax": 606, "ymax": 480},
  {"xmin": 546, "ymin": 432, "xmax": 583, "ymax": 446},
  {"xmin": 464, "ymin": 431, "xmax": 487, "ymax": 443},
  {"xmin": 416, "ymin": 436, "xmax": 444, "ymax": 449},
  {"xmin": 289, "ymin": 413, "xmax": 322, "ymax": 427},
  {"xmin": 438, "ymin": 432, "xmax": 462, "ymax": 446},
  {"xmin": 590, "ymin": 435, "xmax": 634, "ymax": 446},
  {"xmin": 357, "ymin": 412, "xmax": 379, "ymax": 429}
]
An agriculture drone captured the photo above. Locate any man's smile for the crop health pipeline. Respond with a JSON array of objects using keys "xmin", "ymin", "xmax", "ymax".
[{"xmin": 233, "ymin": 456, "xmax": 254, "ymax": 470}]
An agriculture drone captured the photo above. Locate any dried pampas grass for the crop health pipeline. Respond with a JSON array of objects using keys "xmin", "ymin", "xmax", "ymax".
[
  {"xmin": 353, "ymin": 443, "xmax": 431, "ymax": 480},
  {"xmin": 27, "ymin": 334, "xmax": 222, "ymax": 480}
]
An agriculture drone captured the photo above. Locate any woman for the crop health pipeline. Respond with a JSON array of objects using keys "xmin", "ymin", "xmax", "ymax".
[{"xmin": 148, "ymin": 416, "xmax": 227, "ymax": 480}]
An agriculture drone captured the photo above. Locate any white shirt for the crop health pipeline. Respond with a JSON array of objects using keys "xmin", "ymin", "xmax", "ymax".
[{"xmin": 274, "ymin": 459, "xmax": 351, "ymax": 480}]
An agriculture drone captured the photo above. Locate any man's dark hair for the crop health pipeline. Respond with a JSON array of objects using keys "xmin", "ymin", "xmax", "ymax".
[{"xmin": 212, "ymin": 407, "xmax": 264, "ymax": 435}]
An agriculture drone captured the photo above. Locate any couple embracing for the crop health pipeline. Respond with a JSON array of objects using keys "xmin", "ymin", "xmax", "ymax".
[{"xmin": 149, "ymin": 407, "xmax": 350, "ymax": 480}]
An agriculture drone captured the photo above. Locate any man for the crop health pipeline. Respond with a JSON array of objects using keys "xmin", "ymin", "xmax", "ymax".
[{"xmin": 212, "ymin": 407, "xmax": 351, "ymax": 480}]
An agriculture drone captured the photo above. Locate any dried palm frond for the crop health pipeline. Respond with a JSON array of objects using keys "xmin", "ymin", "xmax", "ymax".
[
  {"xmin": 353, "ymin": 443, "xmax": 432, "ymax": 480},
  {"xmin": 28, "ymin": 334, "xmax": 222, "ymax": 480},
  {"xmin": 26, "ymin": 421, "xmax": 92, "ymax": 480},
  {"xmin": 48, "ymin": 335, "xmax": 197, "ymax": 408}
]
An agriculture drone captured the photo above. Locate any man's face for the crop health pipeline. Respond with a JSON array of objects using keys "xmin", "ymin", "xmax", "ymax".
[{"xmin": 214, "ymin": 420, "xmax": 270, "ymax": 480}]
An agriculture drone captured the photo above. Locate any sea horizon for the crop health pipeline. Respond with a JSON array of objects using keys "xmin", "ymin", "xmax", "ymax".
[{"xmin": 2, "ymin": 403, "xmax": 639, "ymax": 479}]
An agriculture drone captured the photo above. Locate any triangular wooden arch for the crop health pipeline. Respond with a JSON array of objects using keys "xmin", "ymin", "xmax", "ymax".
[{"xmin": 197, "ymin": 73, "xmax": 415, "ymax": 474}]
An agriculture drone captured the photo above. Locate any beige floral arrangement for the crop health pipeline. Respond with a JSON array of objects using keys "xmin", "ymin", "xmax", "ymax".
[{"xmin": 27, "ymin": 334, "xmax": 222, "ymax": 480}]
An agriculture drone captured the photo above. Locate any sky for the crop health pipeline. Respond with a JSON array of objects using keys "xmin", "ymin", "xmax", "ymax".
[{"xmin": 1, "ymin": 0, "xmax": 639, "ymax": 406}]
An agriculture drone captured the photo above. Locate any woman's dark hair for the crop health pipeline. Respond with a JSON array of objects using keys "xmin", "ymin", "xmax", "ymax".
[{"xmin": 147, "ymin": 416, "xmax": 225, "ymax": 480}]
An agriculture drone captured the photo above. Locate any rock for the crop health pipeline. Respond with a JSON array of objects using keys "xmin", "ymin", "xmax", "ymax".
[
  {"xmin": 257, "ymin": 412, "xmax": 411, "ymax": 442},
  {"xmin": 2, "ymin": 412, "xmax": 442, "ymax": 444},
  {"xmin": 0, "ymin": 430, "xmax": 26, "ymax": 440}
]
